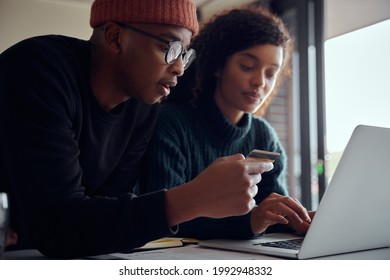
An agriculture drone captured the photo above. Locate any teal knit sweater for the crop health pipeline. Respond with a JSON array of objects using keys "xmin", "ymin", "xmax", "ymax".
[{"xmin": 139, "ymin": 95, "xmax": 288, "ymax": 239}]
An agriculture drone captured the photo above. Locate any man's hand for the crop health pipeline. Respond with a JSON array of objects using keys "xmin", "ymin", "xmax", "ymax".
[
  {"xmin": 6, "ymin": 228, "xmax": 18, "ymax": 247},
  {"xmin": 165, "ymin": 154, "xmax": 274, "ymax": 226}
]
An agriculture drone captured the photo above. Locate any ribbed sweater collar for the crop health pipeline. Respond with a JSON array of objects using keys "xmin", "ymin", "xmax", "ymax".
[{"xmin": 196, "ymin": 94, "xmax": 252, "ymax": 143}]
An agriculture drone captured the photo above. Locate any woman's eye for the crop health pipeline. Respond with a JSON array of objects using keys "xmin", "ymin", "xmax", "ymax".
[
  {"xmin": 240, "ymin": 64, "xmax": 254, "ymax": 71},
  {"xmin": 266, "ymin": 72, "xmax": 276, "ymax": 79},
  {"xmin": 266, "ymin": 70, "xmax": 279, "ymax": 79}
]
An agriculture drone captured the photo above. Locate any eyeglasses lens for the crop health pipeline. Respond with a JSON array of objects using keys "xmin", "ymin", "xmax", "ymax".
[
  {"xmin": 183, "ymin": 49, "xmax": 196, "ymax": 70},
  {"xmin": 166, "ymin": 42, "xmax": 183, "ymax": 63},
  {"xmin": 166, "ymin": 42, "xmax": 196, "ymax": 70}
]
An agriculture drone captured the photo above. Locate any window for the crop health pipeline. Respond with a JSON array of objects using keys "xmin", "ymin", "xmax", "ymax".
[{"xmin": 324, "ymin": 19, "xmax": 390, "ymax": 180}]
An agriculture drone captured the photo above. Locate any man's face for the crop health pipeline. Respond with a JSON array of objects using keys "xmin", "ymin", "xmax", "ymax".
[{"xmin": 114, "ymin": 23, "xmax": 193, "ymax": 104}]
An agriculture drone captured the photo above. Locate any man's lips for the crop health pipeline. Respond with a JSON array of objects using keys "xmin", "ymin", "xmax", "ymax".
[
  {"xmin": 160, "ymin": 81, "xmax": 177, "ymax": 89},
  {"xmin": 159, "ymin": 81, "xmax": 177, "ymax": 96}
]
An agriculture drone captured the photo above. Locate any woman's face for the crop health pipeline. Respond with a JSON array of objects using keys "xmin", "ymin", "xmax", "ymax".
[{"xmin": 214, "ymin": 44, "xmax": 284, "ymax": 124}]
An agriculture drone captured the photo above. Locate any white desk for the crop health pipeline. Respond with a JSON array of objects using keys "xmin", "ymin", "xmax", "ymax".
[
  {"xmin": 110, "ymin": 244, "xmax": 390, "ymax": 260},
  {"xmin": 4, "ymin": 245, "xmax": 390, "ymax": 260}
]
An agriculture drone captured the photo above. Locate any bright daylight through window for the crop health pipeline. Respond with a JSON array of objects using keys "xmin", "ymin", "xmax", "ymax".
[{"xmin": 324, "ymin": 19, "xmax": 390, "ymax": 181}]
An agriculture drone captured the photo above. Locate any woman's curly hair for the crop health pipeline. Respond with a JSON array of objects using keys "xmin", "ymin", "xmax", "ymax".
[{"xmin": 168, "ymin": 6, "xmax": 293, "ymax": 105}]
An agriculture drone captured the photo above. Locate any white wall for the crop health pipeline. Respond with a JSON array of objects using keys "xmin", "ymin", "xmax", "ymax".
[
  {"xmin": 0, "ymin": 0, "xmax": 92, "ymax": 52},
  {"xmin": 325, "ymin": 0, "xmax": 390, "ymax": 39},
  {"xmin": 193, "ymin": 0, "xmax": 254, "ymax": 22},
  {"xmin": 2, "ymin": 0, "xmax": 390, "ymax": 53}
]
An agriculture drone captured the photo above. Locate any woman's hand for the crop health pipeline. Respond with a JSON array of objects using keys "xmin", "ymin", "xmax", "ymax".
[{"xmin": 250, "ymin": 193, "xmax": 312, "ymax": 235}]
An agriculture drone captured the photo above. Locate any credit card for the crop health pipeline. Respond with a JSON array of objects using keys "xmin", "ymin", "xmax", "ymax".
[{"xmin": 246, "ymin": 149, "xmax": 280, "ymax": 162}]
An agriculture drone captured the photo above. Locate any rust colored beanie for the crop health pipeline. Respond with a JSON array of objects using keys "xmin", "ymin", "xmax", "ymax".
[{"xmin": 90, "ymin": 0, "xmax": 199, "ymax": 36}]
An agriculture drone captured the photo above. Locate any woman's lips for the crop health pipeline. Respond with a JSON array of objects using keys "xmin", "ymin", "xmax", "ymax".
[{"xmin": 244, "ymin": 91, "xmax": 262, "ymax": 104}]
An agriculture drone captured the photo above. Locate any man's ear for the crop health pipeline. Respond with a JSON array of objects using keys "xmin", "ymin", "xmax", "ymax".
[{"xmin": 103, "ymin": 22, "xmax": 122, "ymax": 54}]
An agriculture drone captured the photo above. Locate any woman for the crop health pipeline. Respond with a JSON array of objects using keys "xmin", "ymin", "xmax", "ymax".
[{"xmin": 139, "ymin": 7, "xmax": 312, "ymax": 239}]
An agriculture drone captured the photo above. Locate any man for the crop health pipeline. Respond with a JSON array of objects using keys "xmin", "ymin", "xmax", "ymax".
[{"xmin": 0, "ymin": 0, "xmax": 280, "ymax": 258}]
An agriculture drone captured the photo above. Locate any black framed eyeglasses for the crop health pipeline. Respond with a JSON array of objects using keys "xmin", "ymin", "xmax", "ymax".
[{"xmin": 117, "ymin": 23, "xmax": 196, "ymax": 70}]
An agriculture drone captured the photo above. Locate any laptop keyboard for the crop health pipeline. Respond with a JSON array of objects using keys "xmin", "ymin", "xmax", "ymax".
[{"xmin": 253, "ymin": 238, "xmax": 303, "ymax": 250}]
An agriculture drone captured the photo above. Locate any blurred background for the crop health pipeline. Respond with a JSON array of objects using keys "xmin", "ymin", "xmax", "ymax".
[{"xmin": 1, "ymin": 0, "xmax": 389, "ymax": 210}]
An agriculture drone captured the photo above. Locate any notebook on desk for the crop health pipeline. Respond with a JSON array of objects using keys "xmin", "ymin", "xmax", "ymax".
[{"xmin": 199, "ymin": 125, "xmax": 390, "ymax": 259}]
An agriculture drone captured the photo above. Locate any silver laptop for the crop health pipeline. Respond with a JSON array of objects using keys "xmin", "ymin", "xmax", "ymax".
[{"xmin": 199, "ymin": 125, "xmax": 390, "ymax": 259}]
